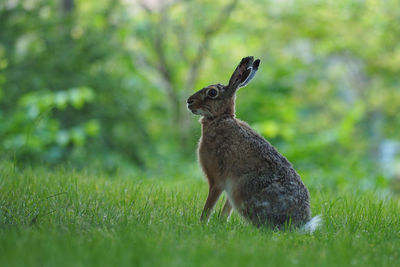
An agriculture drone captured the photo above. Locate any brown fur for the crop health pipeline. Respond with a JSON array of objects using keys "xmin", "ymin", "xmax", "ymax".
[{"xmin": 187, "ymin": 56, "xmax": 311, "ymax": 228}]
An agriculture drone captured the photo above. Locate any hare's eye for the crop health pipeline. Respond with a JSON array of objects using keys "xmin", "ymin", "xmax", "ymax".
[{"xmin": 207, "ymin": 88, "xmax": 218, "ymax": 98}]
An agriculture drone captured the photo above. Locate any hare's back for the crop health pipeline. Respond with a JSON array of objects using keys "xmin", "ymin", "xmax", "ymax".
[
  {"xmin": 227, "ymin": 119, "xmax": 295, "ymax": 172},
  {"xmin": 228, "ymin": 120, "xmax": 311, "ymax": 226}
]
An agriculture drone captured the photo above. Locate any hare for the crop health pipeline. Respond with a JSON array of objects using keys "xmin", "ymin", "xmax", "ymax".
[{"xmin": 187, "ymin": 56, "xmax": 320, "ymax": 230}]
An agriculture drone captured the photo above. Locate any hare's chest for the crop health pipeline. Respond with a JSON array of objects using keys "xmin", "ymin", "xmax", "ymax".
[
  {"xmin": 198, "ymin": 132, "xmax": 230, "ymax": 159},
  {"xmin": 198, "ymin": 137, "xmax": 218, "ymax": 169},
  {"xmin": 197, "ymin": 134, "xmax": 230, "ymax": 179}
]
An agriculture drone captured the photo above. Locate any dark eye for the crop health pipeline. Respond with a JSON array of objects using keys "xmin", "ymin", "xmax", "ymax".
[{"xmin": 207, "ymin": 88, "xmax": 218, "ymax": 98}]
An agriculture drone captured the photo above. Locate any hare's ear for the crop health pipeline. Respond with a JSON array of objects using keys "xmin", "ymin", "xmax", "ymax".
[
  {"xmin": 227, "ymin": 57, "xmax": 260, "ymax": 92},
  {"xmin": 239, "ymin": 59, "xmax": 260, "ymax": 88}
]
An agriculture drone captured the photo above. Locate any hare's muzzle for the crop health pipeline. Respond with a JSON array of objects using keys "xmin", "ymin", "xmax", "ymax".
[
  {"xmin": 187, "ymin": 98, "xmax": 195, "ymax": 110},
  {"xmin": 187, "ymin": 98, "xmax": 195, "ymax": 106}
]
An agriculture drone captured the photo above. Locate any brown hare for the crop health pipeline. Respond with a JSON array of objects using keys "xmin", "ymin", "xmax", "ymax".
[{"xmin": 187, "ymin": 56, "xmax": 320, "ymax": 231}]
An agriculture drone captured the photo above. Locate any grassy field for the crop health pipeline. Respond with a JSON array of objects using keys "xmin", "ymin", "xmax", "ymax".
[{"xmin": 1, "ymin": 161, "xmax": 399, "ymax": 267}]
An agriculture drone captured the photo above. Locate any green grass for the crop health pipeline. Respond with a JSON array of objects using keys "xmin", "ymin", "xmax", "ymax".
[{"xmin": 1, "ymin": 161, "xmax": 399, "ymax": 267}]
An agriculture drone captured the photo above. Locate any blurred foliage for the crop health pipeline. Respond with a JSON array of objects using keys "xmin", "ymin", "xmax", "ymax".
[
  {"xmin": 4, "ymin": 86, "xmax": 98, "ymax": 157},
  {"xmin": 0, "ymin": 0, "xmax": 399, "ymax": 187}
]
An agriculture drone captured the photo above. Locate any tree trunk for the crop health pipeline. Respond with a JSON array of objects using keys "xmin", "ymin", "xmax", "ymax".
[{"xmin": 61, "ymin": 0, "xmax": 74, "ymax": 13}]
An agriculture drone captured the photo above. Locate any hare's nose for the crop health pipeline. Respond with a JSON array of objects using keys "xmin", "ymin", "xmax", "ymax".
[{"xmin": 187, "ymin": 99, "xmax": 194, "ymax": 105}]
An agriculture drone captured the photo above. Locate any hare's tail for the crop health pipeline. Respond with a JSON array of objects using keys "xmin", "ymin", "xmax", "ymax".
[{"xmin": 301, "ymin": 215, "xmax": 322, "ymax": 233}]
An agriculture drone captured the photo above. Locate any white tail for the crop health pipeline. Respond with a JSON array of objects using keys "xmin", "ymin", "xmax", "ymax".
[{"xmin": 301, "ymin": 215, "xmax": 322, "ymax": 233}]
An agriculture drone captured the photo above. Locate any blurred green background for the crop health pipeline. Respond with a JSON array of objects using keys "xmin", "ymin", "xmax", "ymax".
[{"xmin": 1, "ymin": 0, "xmax": 399, "ymax": 190}]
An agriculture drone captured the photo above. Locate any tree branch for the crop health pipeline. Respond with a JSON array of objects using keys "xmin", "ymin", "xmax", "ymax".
[
  {"xmin": 136, "ymin": 2, "xmax": 180, "ymax": 118},
  {"xmin": 184, "ymin": 0, "xmax": 239, "ymax": 91}
]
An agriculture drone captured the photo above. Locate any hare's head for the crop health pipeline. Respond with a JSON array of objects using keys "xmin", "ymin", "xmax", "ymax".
[{"xmin": 187, "ymin": 56, "xmax": 260, "ymax": 118}]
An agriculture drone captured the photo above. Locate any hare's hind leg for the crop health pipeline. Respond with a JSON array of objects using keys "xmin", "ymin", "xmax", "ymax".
[
  {"xmin": 219, "ymin": 198, "xmax": 233, "ymax": 220},
  {"xmin": 200, "ymin": 186, "xmax": 223, "ymax": 222}
]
